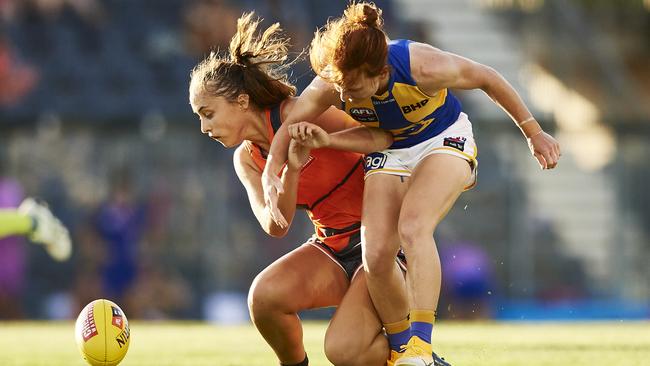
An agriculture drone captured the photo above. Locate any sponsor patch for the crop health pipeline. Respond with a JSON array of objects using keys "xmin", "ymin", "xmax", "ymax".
[
  {"xmin": 364, "ymin": 152, "xmax": 387, "ymax": 172},
  {"xmin": 443, "ymin": 136, "xmax": 466, "ymax": 151},
  {"xmin": 349, "ymin": 107, "xmax": 379, "ymax": 123},
  {"xmin": 401, "ymin": 98, "xmax": 429, "ymax": 114},
  {"xmin": 81, "ymin": 304, "xmax": 98, "ymax": 342}
]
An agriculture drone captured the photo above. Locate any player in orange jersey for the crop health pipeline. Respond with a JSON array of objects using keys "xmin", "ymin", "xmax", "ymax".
[{"xmin": 189, "ymin": 13, "xmax": 402, "ymax": 366}]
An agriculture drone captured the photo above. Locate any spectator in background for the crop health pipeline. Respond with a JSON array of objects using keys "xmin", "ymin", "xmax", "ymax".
[
  {"xmin": 183, "ymin": 0, "xmax": 239, "ymax": 55},
  {"xmin": 0, "ymin": 158, "xmax": 72, "ymax": 318},
  {"xmin": 0, "ymin": 161, "xmax": 27, "ymax": 319},
  {"xmin": 95, "ymin": 168, "xmax": 146, "ymax": 305},
  {"xmin": 0, "ymin": 35, "xmax": 38, "ymax": 108},
  {"xmin": 9, "ymin": 0, "xmax": 104, "ymax": 24},
  {"xmin": 439, "ymin": 242, "xmax": 495, "ymax": 320}
]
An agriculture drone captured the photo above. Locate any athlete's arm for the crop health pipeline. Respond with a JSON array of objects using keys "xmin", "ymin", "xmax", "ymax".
[
  {"xmin": 288, "ymin": 106, "xmax": 393, "ymax": 153},
  {"xmin": 261, "ymin": 77, "xmax": 340, "ymax": 226},
  {"xmin": 233, "ymin": 145, "xmax": 300, "ymax": 237},
  {"xmin": 410, "ymin": 42, "xmax": 560, "ymax": 169},
  {"xmin": 264, "ymin": 77, "xmax": 340, "ymax": 178},
  {"xmin": 289, "ymin": 122, "xmax": 392, "ymax": 153}
]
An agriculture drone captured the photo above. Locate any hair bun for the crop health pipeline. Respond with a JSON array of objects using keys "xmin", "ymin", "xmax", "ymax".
[
  {"xmin": 361, "ymin": 4, "xmax": 381, "ymax": 27},
  {"xmin": 346, "ymin": 2, "xmax": 383, "ymax": 29},
  {"xmin": 233, "ymin": 51, "xmax": 254, "ymax": 66}
]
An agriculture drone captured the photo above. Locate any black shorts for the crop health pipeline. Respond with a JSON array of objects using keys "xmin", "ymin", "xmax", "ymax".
[{"xmin": 305, "ymin": 234, "xmax": 408, "ymax": 280}]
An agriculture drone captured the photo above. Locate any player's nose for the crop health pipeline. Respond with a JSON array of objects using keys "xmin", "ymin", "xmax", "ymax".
[{"xmin": 200, "ymin": 118, "xmax": 210, "ymax": 134}]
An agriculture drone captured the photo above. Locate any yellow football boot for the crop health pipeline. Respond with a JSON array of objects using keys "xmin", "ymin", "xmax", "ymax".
[
  {"xmin": 387, "ymin": 349, "xmax": 402, "ymax": 366},
  {"xmin": 394, "ymin": 336, "xmax": 434, "ymax": 366}
]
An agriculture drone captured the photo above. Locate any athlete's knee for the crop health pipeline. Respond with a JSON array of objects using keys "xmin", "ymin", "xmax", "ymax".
[
  {"xmin": 362, "ymin": 243, "xmax": 397, "ymax": 277},
  {"xmin": 248, "ymin": 272, "xmax": 283, "ymax": 320},
  {"xmin": 398, "ymin": 215, "xmax": 436, "ymax": 250},
  {"xmin": 362, "ymin": 227, "xmax": 398, "ymax": 275}
]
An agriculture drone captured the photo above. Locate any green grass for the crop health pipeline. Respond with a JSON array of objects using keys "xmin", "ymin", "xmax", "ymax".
[{"xmin": 0, "ymin": 321, "xmax": 649, "ymax": 365}]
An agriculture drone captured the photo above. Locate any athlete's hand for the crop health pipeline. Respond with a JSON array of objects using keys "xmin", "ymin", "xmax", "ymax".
[
  {"xmin": 261, "ymin": 167, "xmax": 288, "ymax": 228},
  {"xmin": 288, "ymin": 122, "xmax": 330, "ymax": 149},
  {"xmin": 527, "ymin": 131, "xmax": 561, "ymax": 170},
  {"xmin": 287, "ymin": 139, "xmax": 311, "ymax": 172}
]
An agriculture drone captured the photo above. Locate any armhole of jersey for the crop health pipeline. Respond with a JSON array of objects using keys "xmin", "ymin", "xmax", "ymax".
[
  {"xmin": 402, "ymin": 40, "xmax": 443, "ymax": 99},
  {"xmin": 413, "ymin": 84, "xmax": 445, "ymax": 99},
  {"xmin": 389, "ymin": 39, "xmax": 417, "ymax": 85},
  {"xmin": 241, "ymin": 140, "xmax": 254, "ymax": 155},
  {"xmin": 236, "ymin": 143, "xmax": 262, "ymax": 173}
]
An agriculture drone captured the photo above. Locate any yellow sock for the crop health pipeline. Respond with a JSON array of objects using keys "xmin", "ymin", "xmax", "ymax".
[
  {"xmin": 410, "ymin": 309, "xmax": 435, "ymax": 343},
  {"xmin": 0, "ymin": 210, "xmax": 33, "ymax": 238}
]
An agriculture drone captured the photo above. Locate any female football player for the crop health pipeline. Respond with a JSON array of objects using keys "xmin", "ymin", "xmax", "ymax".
[
  {"xmin": 189, "ymin": 12, "xmax": 402, "ymax": 366},
  {"xmin": 261, "ymin": 2, "xmax": 560, "ymax": 365}
]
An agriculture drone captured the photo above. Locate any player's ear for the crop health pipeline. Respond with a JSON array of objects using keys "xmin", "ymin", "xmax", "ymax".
[
  {"xmin": 237, "ymin": 94, "xmax": 250, "ymax": 111},
  {"xmin": 379, "ymin": 65, "xmax": 390, "ymax": 78}
]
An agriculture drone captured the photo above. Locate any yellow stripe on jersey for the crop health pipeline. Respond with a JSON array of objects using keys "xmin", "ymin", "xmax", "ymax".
[{"xmin": 388, "ymin": 118, "xmax": 435, "ymax": 141}]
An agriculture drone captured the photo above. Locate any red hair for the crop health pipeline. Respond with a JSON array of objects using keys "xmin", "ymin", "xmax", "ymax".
[{"xmin": 310, "ymin": 2, "xmax": 388, "ymax": 85}]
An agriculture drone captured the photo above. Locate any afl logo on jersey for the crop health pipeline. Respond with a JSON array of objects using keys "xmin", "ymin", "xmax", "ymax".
[{"xmin": 350, "ymin": 107, "xmax": 379, "ymax": 123}]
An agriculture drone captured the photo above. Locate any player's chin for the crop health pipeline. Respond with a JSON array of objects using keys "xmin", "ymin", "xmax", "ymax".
[
  {"xmin": 211, "ymin": 136, "xmax": 232, "ymax": 148},
  {"xmin": 220, "ymin": 137, "xmax": 244, "ymax": 149},
  {"xmin": 352, "ymin": 93, "xmax": 373, "ymax": 101}
]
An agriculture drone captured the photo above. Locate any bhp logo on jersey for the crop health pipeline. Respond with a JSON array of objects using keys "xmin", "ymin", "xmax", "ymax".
[
  {"xmin": 401, "ymin": 99, "xmax": 429, "ymax": 114},
  {"xmin": 365, "ymin": 152, "xmax": 387, "ymax": 171},
  {"xmin": 350, "ymin": 107, "xmax": 379, "ymax": 122}
]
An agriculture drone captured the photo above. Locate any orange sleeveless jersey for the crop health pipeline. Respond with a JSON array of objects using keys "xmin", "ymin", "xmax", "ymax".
[{"xmin": 243, "ymin": 104, "xmax": 364, "ymax": 252}]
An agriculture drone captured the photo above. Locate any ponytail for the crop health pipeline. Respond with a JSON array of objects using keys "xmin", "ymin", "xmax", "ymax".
[{"xmin": 190, "ymin": 12, "xmax": 296, "ymax": 109}]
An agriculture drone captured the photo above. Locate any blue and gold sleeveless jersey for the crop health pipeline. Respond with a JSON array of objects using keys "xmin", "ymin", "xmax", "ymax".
[{"xmin": 344, "ymin": 39, "xmax": 462, "ymax": 149}]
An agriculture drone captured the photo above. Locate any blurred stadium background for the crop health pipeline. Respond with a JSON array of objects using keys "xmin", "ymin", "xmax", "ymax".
[{"xmin": 0, "ymin": 0, "xmax": 649, "ymax": 340}]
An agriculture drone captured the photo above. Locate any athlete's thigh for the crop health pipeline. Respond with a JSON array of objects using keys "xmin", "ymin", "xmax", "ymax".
[
  {"xmin": 400, "ymin": 154, "xmax": 471, "ymax": 227},
  {"xmin": 252, "ymin": 243, "xmax": 350, "ymax": 311},
  {"xmin": 325, "ymin": 271, "xmax": 383, "ymax": 347},
  {"xmin": 362, "ymin": 173, "xmax": 409, "ymax": 250}
]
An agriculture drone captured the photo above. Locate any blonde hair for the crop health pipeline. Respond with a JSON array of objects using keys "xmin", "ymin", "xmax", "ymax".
[
  {"xmin": 189, "ymin": 12, "xmax": 296, "ymax": 108},
  {"xmin": 310, "ymin": 1, "xmax": 387, "ymax": 85}
]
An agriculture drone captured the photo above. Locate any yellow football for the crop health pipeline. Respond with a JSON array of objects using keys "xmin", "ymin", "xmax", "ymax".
[{"xmin": 75, "ymin": 299, "xmax": 131, "ymax": 366}]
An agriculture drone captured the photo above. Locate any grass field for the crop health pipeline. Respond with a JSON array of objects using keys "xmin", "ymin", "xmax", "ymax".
[{"xmin": 0, "ymin": 321, "xmax": 649, "ymax": 365}]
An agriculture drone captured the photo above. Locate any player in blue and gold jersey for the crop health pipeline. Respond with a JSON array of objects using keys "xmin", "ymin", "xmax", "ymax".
[{"xmin": 262, "ymin": 2, "xmax": 561, "ymax": 366}]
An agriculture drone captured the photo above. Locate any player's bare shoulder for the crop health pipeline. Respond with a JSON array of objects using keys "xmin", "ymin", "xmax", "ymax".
[
  {"xmin": 233, "ymin": 143, "xmax": 260, "ymax": 176},
  {"xmin": 306, "ymin": 76, "xmax": 341, "ymax": 106},
  {"xmin": 408, "ymin": 41, "xmax": 456, "ymax": 90}
]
